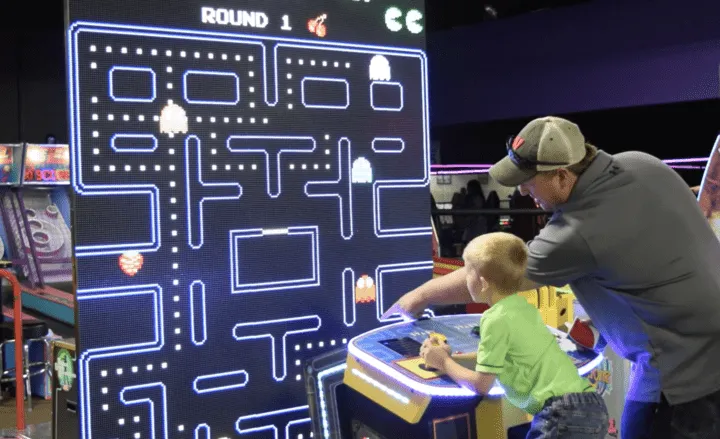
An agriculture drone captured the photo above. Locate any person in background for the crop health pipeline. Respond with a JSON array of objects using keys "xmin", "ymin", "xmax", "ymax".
[
  {"xmin": 451, "ymin": 188, "xmax": 467, "ymax": 210},
  {"xmin": 451, "ymin": 188, "xmax": 469, "ymax": 251},
  {"xmin": 485, "ymin": 190, "xmax": 501, "ymax": 232},
  {"xmin": 385, "ymin": 116, "xmax": 720, "ymax": 439},
  {"xmin": 431, "ymin": 193, "xmax": 440, "ymax": 257},
  {"xmin": 509, "ymin": 188, "xmax": 543, "ymax": 242},
  {"xmin": 462, "ymin": 180, "xmax": 488, "ymax": 243}
]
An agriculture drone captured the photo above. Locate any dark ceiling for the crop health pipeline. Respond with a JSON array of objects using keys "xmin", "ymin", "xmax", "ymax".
[
  {"xmin": 17, "ymin": 0, "xmax": 596, "ymax": 33},
  {"xmin": 425, "ymin": 0, "xmax": 594, "ymax": 32}
]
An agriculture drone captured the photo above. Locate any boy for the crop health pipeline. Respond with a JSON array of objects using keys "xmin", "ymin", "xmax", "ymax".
[{"xmin": 420, "ymin": 232, "xmax": 608, "ymax": 438}]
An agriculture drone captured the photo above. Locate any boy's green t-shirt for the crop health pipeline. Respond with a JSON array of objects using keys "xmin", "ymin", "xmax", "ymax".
[{"xmin": 475, "ymin": 294, "xmax": 594, "ymax": 414}]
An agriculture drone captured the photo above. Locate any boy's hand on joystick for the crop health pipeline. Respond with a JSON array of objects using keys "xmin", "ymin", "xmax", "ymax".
[{"xmin": 420, "ymin": 336, "xmax": 452, "ymax": 372}]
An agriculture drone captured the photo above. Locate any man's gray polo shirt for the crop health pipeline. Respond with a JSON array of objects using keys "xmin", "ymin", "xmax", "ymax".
[{"xmin": 525, "ymin": 150, "xmax": 720, "ymax": 405}]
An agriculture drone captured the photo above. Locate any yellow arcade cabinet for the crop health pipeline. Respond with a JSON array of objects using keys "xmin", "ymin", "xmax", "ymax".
[{"xmin": 341, "ymin": 314, "xmax": 604, "ymax": 439}]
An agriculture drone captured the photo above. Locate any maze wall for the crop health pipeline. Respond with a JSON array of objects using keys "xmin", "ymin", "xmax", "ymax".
[{"xmin": 67, "ymin": 1, "xmax": 429, "ymax": 438}]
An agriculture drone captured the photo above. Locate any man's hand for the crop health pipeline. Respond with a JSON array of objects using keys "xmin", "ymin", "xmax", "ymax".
[
  {"xmin": 380, "ymin": 291, "xmax": 428, "ymax": 321},
  {"xmin": 420, "ymin": 337, "xmax": 452, "ymax": 371}
]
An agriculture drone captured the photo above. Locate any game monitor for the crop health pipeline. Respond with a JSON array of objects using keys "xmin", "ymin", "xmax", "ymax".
[
  {"xmin": 66, "ymin": 0, "xmax": 429, "ymax": 437},
  {"xmin": 0, "ymin": 143, "xmax": 25, "ymax": 186},
  {"xmin": 23, "ymin": 143, "xmax": 71, "ymax": 186}
]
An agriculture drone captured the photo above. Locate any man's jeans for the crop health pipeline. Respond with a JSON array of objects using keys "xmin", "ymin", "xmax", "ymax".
[
  {"xmin": 622, "ymin": 388, "xmax": 720, "ymax": 439},
  {"xmin": 526, "ymin": 392, "xmax": 609, "ymax": 439}
]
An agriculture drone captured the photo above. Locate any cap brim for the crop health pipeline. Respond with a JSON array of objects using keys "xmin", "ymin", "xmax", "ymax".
[{"xmin": 489, "ymin": 156, "xmax": 537, "ymax": 186}]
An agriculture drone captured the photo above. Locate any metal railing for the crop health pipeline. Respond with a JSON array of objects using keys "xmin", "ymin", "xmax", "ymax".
[
  {"xmin": 0, "ymin": 269, "xmax": 25, "ymax": 431},
  {"xmin": 431, "ymin": 208, "xmax": 552, "ymax": 216}
]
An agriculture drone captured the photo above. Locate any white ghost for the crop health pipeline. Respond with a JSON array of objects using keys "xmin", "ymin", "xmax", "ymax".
[
  {"xmin": 160, "ymin": 103, "xmax": 188, "ymax": 135},
  {"xmin": 369, "ymin": 55, "xmax": 391, "ymax": 81},
  {"xmin": 351, "ymin": 157, "xmax": 373, "ymax": 183}
]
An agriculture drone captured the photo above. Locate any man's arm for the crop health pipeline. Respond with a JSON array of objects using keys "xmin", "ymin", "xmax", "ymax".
[
  {"xmin": 517, "ymin": 277, "xmax": 542, "ymax": 292},
  {"xmin": 415, "ymin": 267, "xmax": 474, "ymax": 305},
  {"xmin": 383, "ymin": 236, "xmax": 550, "ymax": 320},
  {"xmin": 414, "ymin": 267, "xmax": 540, "ymax": 306},
  {"xmin": 525, "ymin": 222, "xmax": 596, "ymax": 287},
  {"xmin": 381, "ymin": 266, "xmax": 474, "ymax": 319}
]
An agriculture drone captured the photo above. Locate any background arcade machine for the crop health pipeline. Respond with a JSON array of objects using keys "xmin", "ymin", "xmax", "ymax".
[
  {"xmin": 0, "ymin": 143, "xmax": 27, "ymax": 295},
  {"xmin": 0, "ymin": 143, "xmax": 74, "ymax": 326},
  {"xmin": 0, "ymin": 143, "xmax": 55, "ymax": 402},
  {"xmin": 697, "ymin": 135, "xmax": 720, "ymax": 236}
]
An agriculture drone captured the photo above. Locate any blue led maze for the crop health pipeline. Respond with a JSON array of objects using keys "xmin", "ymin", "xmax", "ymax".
[{"xmin": 68, "ymin": 22, "xmax": 430, "ymax": 439}]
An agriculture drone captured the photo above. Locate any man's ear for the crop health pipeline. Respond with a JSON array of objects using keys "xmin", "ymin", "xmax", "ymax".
[{"xmin": 557, "ymin": 168, "xmax": 577, "ymax": 188}]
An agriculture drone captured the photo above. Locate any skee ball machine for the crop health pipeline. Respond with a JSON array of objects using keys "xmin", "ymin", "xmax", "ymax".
[{"xmin": 0, "ymin": 143, "xmax": 74, "ymax": 325}]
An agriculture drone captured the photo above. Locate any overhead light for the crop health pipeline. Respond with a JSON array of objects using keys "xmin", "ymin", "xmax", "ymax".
[{"xmin": 484, "ymin": 4, "xmax": 498, "ymax": 19}]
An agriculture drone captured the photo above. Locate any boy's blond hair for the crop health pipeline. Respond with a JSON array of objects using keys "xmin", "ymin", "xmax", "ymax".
[{"xmin": 462, "ymin": 232, "xmax": 528, "ymax": 295}]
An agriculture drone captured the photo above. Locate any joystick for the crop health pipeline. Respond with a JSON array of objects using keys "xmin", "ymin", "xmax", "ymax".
[
  {"xmin": 418, "ymin": 363, "xmax": 438, "ymax": 372},
  {"xmin": 428, "ymin": 332, "xmax": 448, "ymax": 344},
  {"xmin": 417, "ymin": 332, "xmax": 450, "ymax": 373}
]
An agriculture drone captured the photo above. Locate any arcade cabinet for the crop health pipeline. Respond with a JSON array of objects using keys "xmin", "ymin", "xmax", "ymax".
[
  {"xmin": 698, "ymin": 135, "xmax": 720, "ymax": 237},
  {"xmin": 0, "ymin": 143, "xmax": 74, "ymax": 325},
  {"xmin": 51, "ymin": 338, "xmax": 78, "ymax": 439},
  {"xmin": 303, "ymin": 268, "xmax": 604, "ymax": 439},
  {"xmin": 67, "ymin": 0, "xmax": 433, "ymax": 435},
  {"xmin": 0, "ymin": 143, "xmax": 26, "ymax": 301},
  {"xmin": 345, "ymin": 315, "xmax": 602, "ymax": 439},
  {"xmin": 0, "ymin": 143, "xmax": 54, "ymax": 399},
  {"xmin": 306, "ymin": 314, "xmax": 604, "ymax": 439}
]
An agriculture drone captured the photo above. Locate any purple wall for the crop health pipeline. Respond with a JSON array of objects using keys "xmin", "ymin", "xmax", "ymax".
[{"xmin": 429, "ymin": 0, "xmax": 720, "ymax": 127}]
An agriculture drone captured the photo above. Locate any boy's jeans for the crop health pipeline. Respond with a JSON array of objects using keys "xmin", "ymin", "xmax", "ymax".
[{"xmin": 526, "ymin": 392, "xmax": 609, "ymax": 439}]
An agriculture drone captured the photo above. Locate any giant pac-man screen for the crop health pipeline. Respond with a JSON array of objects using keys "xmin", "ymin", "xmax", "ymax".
[{"xmin": 67, "ymin": 0, "xmax": 429, "ymax": 437}]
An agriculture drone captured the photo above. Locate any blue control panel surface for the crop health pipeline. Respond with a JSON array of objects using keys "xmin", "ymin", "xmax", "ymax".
[{"xmin": 348, "ymin": 314, "xmax": 603, "ymax": 396}]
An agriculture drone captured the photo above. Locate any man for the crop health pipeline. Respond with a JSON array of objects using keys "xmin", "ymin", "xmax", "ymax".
[{"xmin": 384, "ymin": 116, "xmax": 720, "ymax": 438}]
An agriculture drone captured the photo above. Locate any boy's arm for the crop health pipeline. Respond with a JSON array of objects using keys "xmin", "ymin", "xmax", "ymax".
[
  {"xmin": 472, "ymin": 315, "xmax": 508, "ymax": 392},
  {"xmin": 442, "ymin": 357, "xmax": 497, "ymax": 395}
]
